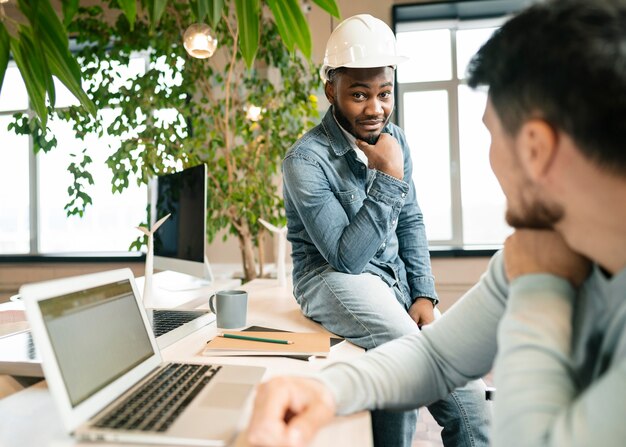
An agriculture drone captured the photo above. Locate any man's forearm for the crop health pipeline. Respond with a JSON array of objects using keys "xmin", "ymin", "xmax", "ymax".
[
  {"xmin": 493, "ymin": 274, "xmax": 580, "ymax": 446},
  {"xmin": 317, "ymin": 255, "xmax": 508, "ymax": 414}
]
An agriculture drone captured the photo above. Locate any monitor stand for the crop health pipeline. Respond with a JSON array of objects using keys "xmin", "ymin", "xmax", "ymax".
[
  {"xmin": 153, "ymin": 270, "xmax": 212, "ymax": 292},
  {"xmin": 152, "ymin": 255, "xmax": 214, "ymax": 292}
]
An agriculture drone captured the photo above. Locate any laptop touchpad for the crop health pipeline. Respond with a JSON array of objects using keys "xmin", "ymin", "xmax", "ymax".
[{"xmin": 202, "ymin": 383, "xmax": 252, "ymax": 409}]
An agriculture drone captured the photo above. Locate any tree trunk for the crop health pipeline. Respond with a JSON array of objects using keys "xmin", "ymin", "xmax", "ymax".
[
  {"xmin": 257, "ymin": 228, "xmax": 265, "ymax": 278},
  {"xmin": 237, "ymin": 223, "xmax": 258, "ymax": 282}
]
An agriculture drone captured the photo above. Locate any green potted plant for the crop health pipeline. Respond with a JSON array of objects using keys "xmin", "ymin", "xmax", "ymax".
[{"xmin": 1, "ymin": 0, "xmax": 339, "ymax": 281}]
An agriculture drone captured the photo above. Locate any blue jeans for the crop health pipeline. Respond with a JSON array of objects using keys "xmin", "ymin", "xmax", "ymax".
[{"xmin": 294, "ymin": 266, "xmax": 491, "ymax": 447}]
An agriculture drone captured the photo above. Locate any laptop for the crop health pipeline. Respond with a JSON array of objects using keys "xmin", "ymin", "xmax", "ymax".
[
  {"xmin": 20, "ymin": 268, "xmax": 265, "ymax": 446},
  {"xmin": 0, "ymin": 306, "xmax": 215, "ymax": 378}
]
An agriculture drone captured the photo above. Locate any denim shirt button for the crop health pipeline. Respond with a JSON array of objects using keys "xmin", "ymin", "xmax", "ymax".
[
  {"xmin": 351, "ymin": 194, "xmax": 355, "ymax": 199},
  {"xmin": 391, "ymin": 219, "xmax": 396, "ymax": 226},
  {"xmin": 401, "ymin": 193, "xmax": 406, "ymax": 198}
]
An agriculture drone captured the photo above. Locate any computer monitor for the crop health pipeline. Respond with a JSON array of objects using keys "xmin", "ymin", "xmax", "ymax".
[{"xmin": 150, "ymin": 164, "xmax": 213, "ymax": 287}]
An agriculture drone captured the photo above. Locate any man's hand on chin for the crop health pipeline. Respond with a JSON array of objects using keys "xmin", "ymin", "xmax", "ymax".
[
  {"xmin": 504, "ymin": 229, "xmax": 591, "ymax": 288},
  {"xmin": 356, "ymin": 134, "xmax": 404, "ymax": 180},
  {"xmin": 409, "ymin": 298, "xmax": 436, "ymax": 329}
]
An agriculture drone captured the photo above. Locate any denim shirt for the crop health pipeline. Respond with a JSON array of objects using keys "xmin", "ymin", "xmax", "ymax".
[{"xmin": 283, "ymin": 107, "xmax": 438, "ymax": 308}]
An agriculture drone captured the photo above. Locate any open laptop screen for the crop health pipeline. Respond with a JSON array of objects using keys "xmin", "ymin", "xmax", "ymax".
[{"xmin": 38, "ymin": 279, "xmax": 154, "ymax": 407}]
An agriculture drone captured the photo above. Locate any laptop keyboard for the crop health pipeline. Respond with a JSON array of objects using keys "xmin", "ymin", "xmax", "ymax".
[
  {"xmin": 151, "ymin": 310, "xmax": 209, "ymax": 338},
  {"xmin": 95, "ymin": 363, "xmax": 221, "ymax": 432}
]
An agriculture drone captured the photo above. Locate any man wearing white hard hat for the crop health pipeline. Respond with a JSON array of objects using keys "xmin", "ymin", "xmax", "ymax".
[{"xmin": 275, "ymin": 14, "xmax": 490, "ymax": 447}]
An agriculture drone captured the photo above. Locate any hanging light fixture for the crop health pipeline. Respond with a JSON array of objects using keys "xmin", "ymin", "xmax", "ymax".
[
  {"xmin": 245, "ymin": 105, "xmax": 263, "ymax": 122},
  {"xmin": 183, "ymin": 23, "xmax": 218, "ymax": 59}
]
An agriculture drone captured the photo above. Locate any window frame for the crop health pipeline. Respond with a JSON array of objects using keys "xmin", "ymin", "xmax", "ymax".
[
  {"xmin": 392, "ymin": 0, "xmax": 533, "ymax": 254},
  {"xmin": 0, "ymin": 53, "xmax": 149, "ymax": 260},
  {"xmin": 0, "ymin": 63, "xmax": 38, "ymax": 255}
]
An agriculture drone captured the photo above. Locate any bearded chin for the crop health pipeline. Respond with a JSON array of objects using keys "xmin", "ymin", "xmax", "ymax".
[
  {"xmin": 361, "ymin": 134, "xmax": 379, "ymax": 145},
  {"xmin": 505, "ymin": 201, "xmax": 564, "ymax": 229},
  {"xmin": 332, "ymin": 105, "xmax": 384, "ymax": 145}
]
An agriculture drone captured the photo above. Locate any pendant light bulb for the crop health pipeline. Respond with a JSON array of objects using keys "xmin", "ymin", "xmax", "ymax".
[{"xmin": 183, "ymin": 23, "xmax": 218, "ymax": 59}]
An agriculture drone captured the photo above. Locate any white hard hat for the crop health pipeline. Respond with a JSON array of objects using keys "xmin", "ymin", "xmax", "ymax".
[{"xmin": 320, "ymin": 14, "xmax": 408, "ymax": 83}]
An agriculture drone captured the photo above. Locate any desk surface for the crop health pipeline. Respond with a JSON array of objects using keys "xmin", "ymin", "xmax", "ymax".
[{"xmin": 0, "ymin": 278, "xmax": 373, "ymax": 447}]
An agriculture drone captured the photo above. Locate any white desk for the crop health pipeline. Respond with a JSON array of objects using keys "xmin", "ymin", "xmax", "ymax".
[{"xmin": 0, "ymin": 278, "xmax": 373, "ymax": 447}]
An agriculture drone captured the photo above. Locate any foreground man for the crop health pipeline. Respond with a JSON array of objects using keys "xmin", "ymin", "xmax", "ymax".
[
  {"xmin": 279, "ymin": 13, "xmax": 488, "ymax": 447},
  {"xmin": 247, "ymin": 0, "xmax": 626, "ymax": 446}
]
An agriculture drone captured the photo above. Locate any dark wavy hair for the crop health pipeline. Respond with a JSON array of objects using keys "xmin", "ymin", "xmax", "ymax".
[{"xmin": 467, "ymin": 0, "xmax": 626, "ymax": 176}]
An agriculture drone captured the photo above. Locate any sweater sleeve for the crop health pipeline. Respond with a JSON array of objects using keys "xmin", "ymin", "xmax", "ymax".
[
  {"xmin": 492, "ymin": 274, "xmax": 626, "ymax": 447},
  {"xmin": 317, "ymin": 251, "xmax": 509, "ymax": 414}
]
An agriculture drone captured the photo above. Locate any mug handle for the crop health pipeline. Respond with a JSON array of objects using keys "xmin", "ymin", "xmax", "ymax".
[{"xmin": 208, "ymin": 293, "xmax": 217, "ymax": 314}]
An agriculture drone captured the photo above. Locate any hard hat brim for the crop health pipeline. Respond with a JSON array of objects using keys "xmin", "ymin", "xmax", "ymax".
[{"xmin": 320, "ymin": 54, "xmax": 409, "ymax": 83}]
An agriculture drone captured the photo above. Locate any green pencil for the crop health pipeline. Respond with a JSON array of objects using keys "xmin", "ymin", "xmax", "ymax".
[{"xmin": 217, "ymin": 333, "xmax": 294, "ymax": 345}]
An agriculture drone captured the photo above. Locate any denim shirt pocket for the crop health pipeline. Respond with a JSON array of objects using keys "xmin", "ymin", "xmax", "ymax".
[{"xmin": 334, "ymin": 188, "xmax": 364, "ymax": 220}]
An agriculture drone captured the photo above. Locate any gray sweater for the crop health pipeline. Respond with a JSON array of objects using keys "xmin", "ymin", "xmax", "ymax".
[{"xmin": 319, "ymin": 251, "xmax": 626, "ymax": 446}]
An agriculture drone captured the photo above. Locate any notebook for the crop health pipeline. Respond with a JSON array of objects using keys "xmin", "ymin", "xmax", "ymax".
[
  {"xmin": 243, "ymin": 325, "xmax": 345, "ymax": 361},
  {"xmin": 20, "ymin": 268, "xmax": 265, "ymax": 446},
  {"xmin": 0, "ymin": 307, "xmax": 215, "ymax": 378},
  {"xmin": 203, "ymin": 330, "xmax": 331, "ymax": 357}
]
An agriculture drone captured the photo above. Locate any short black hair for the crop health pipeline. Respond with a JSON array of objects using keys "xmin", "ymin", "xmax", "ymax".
[
  {"xmin": 467, "ymin": 0, "xmax": 626, "ymax": 175},
  {"xmin": 326, "ymin": 67, "xmax": 348, "ymax": 84},
  {"xmin": 326, "ymin": 66, "xmax": 395, "ymax": 84}
]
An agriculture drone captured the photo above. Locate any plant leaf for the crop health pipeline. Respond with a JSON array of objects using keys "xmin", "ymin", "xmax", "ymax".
[
  {"xmin": 0, "ymin": 26, "xmax": 9, "ymax": 95},
  {"xmin": 311, "ymin": 0, "xmax": 340, "ymax": 18},
  {"xmin": 207, "ymin": 0, "xmax": 224, "ymax": 28},
  {"xmin": 33, "ymin": 5, "xmax": 57, "ymax": 108},
  {"xmin": 266, "ymin": 0, "xmax": 312, "ymax": 59},
  {"xmin": 235, "ymin": 0, "xmax": 260, "ymax": 68},
  {"xmin": 196, "ymin": 0, "xmax": 208, "ymax": 22},
  {"xmin": 61, "ymin": 0, "xmax": 80, "ymax": 27},
  {"xmin": 188, "ymin": 0, "xmax": 199, "ymax": 21},
  {"xmin": 17, "ymin": 0, "xmax": 57, "ymax": 108},
  {"xmin": 29, "ymin": 0, "xmax": 97, "ymax": 116},
  {"xmin": 117, "ymin": 0, "xmax": 137, "ymax": 30},
  {"xmin": 9, "ymin": 32, "xmax": 49, "ymax": 126},
  {"xmin": 152, "ymin": 0, "xmax": 169, "ymax": 29}
]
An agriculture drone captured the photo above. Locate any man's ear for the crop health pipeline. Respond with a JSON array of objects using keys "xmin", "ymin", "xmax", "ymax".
[
  {"xmin": 517, "ymin": 119, "xmax": 558, "ymax": 181},
  {"xmin": 324, "ymin": 81, "xmax": 335, "ymax": 105}
]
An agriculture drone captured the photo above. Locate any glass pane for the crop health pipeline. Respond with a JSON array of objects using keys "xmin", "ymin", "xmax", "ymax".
[
  {"xmin": 53, "ymin": 77, "xmax": 80, "ymax": 109},
  {"xmin": 397, "ymin": 29, "xmax": 452, "ymax": 83},
  {"xmin": 111, "ymin": 57, "xmax": 146, "ymax": 94},
  {"xmin": 0, "ymin": 65, "xmax": 28, "ymax": 112},
  {"xmin": 150, "ymin": 54, "xmax": 185, "ymax": 89},
  {"xmin": 82, "ymin": 56, "xmax": 146, "ymax": 103},
  {"xmin": 403, "ymin": 90, "xmax": 452, "ymax": 241},
  {"xmin": 456, "ymin": 27, "xmax": 498, "ymax": 80},
  {"xmin": 0, "ymin": 115, "xmax": 30, "ymax": 253},
  {"xmin": 458, "ymin": 85, "xmax": 512, "ymax": 245},
  {"xmin": 38, "ymin": 109, "xmax": 148, "ymax": 253}
]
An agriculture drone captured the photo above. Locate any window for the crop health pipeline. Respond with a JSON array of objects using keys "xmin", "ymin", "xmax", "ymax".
[
  {"xmin": 0, "ymin": 58, "xmax": 148, "ymax": 255},
  {"xmin": 394, "ymin": 0, "xmax": 532, "ymax": 249},
  {"xmin": 0, "ymin": 65, "xmax": 31, "ymax": 254}
]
